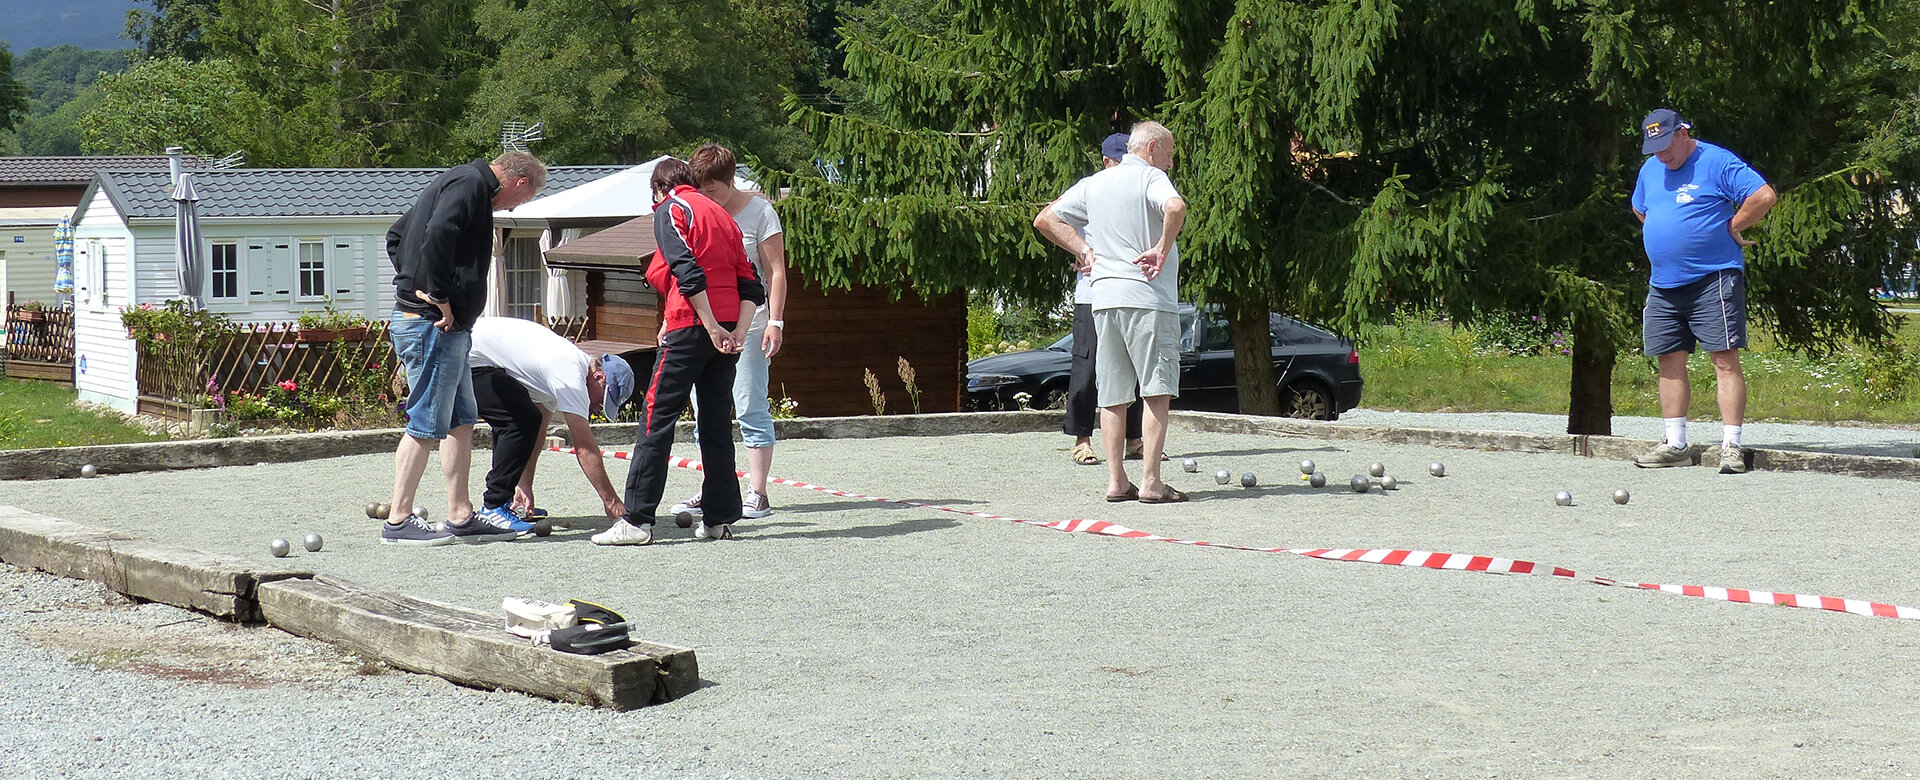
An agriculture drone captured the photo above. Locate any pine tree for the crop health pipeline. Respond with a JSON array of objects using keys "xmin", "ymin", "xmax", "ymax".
[{"xmin": 773, "ymin": 0, "xmax": 1918, "ymax": 430}]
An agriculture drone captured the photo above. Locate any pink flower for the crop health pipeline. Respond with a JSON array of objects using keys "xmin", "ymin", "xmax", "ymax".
[{"xmin": 278, "ymin": 380, "xmax": 298, "ymax": 393}]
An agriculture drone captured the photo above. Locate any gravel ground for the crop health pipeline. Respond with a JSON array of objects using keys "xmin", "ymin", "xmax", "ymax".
[
  {"xmin": 6, "ymin": 425, "xmax": 1920, "ymax": 778},
  {"xmin": 1341, "ymin": 408, "xmax": 1920, "ymax": 458}
]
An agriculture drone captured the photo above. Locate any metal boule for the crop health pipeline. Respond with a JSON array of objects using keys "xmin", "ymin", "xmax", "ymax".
[
  {"xmin": 302, "ymin": 533, "xmax": 323, "ymax": 552},
  {"xmin": 1380, "ymin": 475, "xmax": 1398, "ymax": 490},
  {"xmin": 1299, "ymin": 459, "xmax": 1316, "ymax": 475},
  {"xmin": 1214, "ymin": 470, "xmax": 1232, "ymax": 485},
  {"xmin": 269, "ymin": 538, "xmax": 291, "ymax": 557},
  {"xmin": 1428, "ymin": 462, "xmax": 1446, "ymax": 477},
  {"xmin": 1350, "ymin": 475, "xmax": 1370, "ymax": 493},
  {"xmin": 1309, "ymin": 472, "xmax": 1326, "ymax": 488},
  {"xmin": 1612, "ymin": 489, "xmax": 1630, "ymax": 505},
  {"xmin": 1555, "ymin": 490, "xmax": 1573, "ymax": 507},
  {"xmin": 675, "ymin": 511, "xmax": 696, "ymax": 529},
  {"xmin": 375, "ymin": 503, "xmax": 391, "ymax": 520},
  {"xmin": 365, "ymin": 503, "xmax": 381, "ymax": 519},
  {"xmin": 80, "ymin": 464, "xmax": 98, "ymax": 478},
  {"xmin": 1368, "ymin": 462, "xmax": 1385, "ymax": 478},
  {"xmin": 1182, "ymin": 458, "xmax": 1199, "ymax": 473},
  {"xmin": 1240, "ymin": 473, "xmax": 1258, "ymax": 488}
]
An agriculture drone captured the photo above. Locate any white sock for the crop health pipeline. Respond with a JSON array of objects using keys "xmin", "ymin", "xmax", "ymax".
[
  {"xmin": 1723, "ymin": 425, "xmax": 1742, "ymax": 447},
  {"xmin": 1665, "ymin": 417, "xmax": 1688, "ymax": 448}
]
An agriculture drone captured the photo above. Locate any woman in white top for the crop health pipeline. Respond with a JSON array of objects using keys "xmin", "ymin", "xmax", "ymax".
[{"xmin": 673, "ymin": 143, "xmax": 787, "ymax": 518}]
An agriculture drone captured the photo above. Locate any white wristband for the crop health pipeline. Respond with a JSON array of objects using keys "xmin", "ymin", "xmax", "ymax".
[{"xmin": 767, "ymin": 319, "xmax": 785, "ymax": 329}]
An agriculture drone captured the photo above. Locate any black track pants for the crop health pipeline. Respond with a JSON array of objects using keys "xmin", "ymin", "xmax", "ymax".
[{"xmin": 623, "ymin": 325, "xmax": 743, "ymax": 525}]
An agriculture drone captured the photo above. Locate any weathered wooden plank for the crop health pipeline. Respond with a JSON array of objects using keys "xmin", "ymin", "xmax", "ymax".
[
  {"xmin": 2, "ymin": 360, "xmax": 73, "ymax": 384},
  {"xmin": 0, "ymin": 506, "xmax": 309, "ymax": 621},
  {"xmin": 256, "ymin": 576, "xmax": 699, "ymax": 710}
]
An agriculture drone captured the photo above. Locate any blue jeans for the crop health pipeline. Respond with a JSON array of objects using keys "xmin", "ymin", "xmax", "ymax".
[
  {"xmin": 693, "ymin": 310, "xmax": 776, "ymax": 448},
  {"xmin": 389, "ymin": 311, "xmax": 476, "ymax": 440}
]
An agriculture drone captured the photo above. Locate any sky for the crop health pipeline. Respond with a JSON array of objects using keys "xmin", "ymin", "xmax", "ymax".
[{"xmin": 0, "ymin": 0, "xmax": 138, "ymax": 54}]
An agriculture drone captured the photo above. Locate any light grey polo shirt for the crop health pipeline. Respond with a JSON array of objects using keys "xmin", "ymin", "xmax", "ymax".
[{"xmin": 1050, "ymin": 154, "xmax": 1183, "ymax": 313}]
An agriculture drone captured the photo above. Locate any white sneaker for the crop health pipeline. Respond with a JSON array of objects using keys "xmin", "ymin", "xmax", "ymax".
[
  {"xmin": 591, "ymin": 520, "xmax": 653, "ymax": 546},
  {"xmin": 1634, "ymin": 442, "xmax": 1692, "ymax": 468},
  {"xmin": 742, "ymin": 490, "xmax": 772, "ymax": 519},
  {"xmin": 694, "ymin": 521, "xmax": 732, "ymax": 541},
  {"xmin": 669, "ymin": 493, "xmax": 703, "ymax": 517},
  {"xmin": 1719, "ymin": 443, "xmax": 1750, "ymax": 474}
]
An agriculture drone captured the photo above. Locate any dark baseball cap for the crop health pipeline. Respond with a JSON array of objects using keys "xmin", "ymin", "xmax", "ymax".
[
  {"xmin": 1101, "ymin": 133, "xmax": 1130, "ymax": 162},
  {"xmin": 1640, "ymin": 108, "xmax": 1692, "ymax": 154}
]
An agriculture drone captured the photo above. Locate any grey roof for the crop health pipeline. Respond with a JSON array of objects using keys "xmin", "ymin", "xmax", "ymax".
[
  {"xmin": 0, "ymin": 156, "xmax": 198, "ymax": 186},
  {"xmin": 82, "ymin": 165, "xmax": 631, "ymax": 222}
]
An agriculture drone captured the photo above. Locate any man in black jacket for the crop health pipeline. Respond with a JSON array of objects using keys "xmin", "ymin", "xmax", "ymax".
[{"xmin": 379, "ymin": 151, "xmax": 546, "ymax": 546}]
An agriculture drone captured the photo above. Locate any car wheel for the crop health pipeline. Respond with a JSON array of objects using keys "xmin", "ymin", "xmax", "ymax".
[{"xmin": 1280, "ymin": 380, "xmax": 1335, "ymax": 421}]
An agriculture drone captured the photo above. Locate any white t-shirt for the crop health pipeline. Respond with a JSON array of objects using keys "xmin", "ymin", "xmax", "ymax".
[
  {"xmin": 1050, "ymin": 155, "xmax": 1182, "ymax": 313},
  {"xmin": 468, "ymin": 316, "xmax": 593, "ymax": 418},
  {"xmin": 733, "ymin": 195, "xmax": 784, "ymax": 281}
]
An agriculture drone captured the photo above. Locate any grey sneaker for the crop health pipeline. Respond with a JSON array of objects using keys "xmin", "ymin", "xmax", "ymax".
[
  {"xmin": 694, "ymin": 520, "xmax": 733, "ymax": 541},
  {"xmin": 592, "ymin": 520, "xmax": 654, "ymax": 546},
  {"xmin": 1634, "ymin": 442, "xmax": 1692, "ymax": 468},
  {"xmin": 380, "ymin": 514, "xmax": 455, "ymax": 546},
  {"xmin": 669, "ymin": 493, "xmax": 703, "ymax": 517},
  {"xmin": 445, "ymin": 507, "xmax": 530, "ymax": 543},
  {"xmin": 1719, "ymin": 444, "xmax": 1750, "ymax": 474},
  {"xmin": 741, "ymin": 490, "xmax": 772, "ymax": 519}
]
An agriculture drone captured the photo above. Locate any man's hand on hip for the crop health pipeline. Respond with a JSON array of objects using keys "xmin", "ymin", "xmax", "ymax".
[{"xmin": 1134, "ymin": 246, "xmax": 1167, "ymax": 280}]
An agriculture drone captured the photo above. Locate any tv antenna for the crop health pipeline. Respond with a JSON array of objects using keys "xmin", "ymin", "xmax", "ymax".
[{"xmin": 501, "ymin": 121, "xmax": 546, "ymax": 152}]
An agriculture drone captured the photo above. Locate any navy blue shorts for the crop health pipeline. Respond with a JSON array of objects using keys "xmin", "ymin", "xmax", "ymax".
[{"xmin": 1643, "ymin": 269, "xmax": 1747, "ymax": 356}]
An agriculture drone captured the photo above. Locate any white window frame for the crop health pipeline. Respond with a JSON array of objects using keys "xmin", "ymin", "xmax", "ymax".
[
  {"xmin": 502, "ymin": 236, "xmax": 544, "ymax": 322},
  {"xmin": 208, "ymin": 240, "xmax": 243, "ymax": 303},
  {"xmin": 78, "ymin": 238, "xmax": 108, "ymax": 311},
  {"xmin": 294, "ymin": 238, "xmax": 329, "ymax": 303}
]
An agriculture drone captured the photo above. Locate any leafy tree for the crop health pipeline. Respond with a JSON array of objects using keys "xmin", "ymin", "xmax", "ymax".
[
  {"xmin": 0, "ymin": 44, "xmax": 27, "ymax": 135},
  {"xmin": 125, "ymin": 0, "xmax": 219, "ymax": 61},
  {"xmin": 2, "ymin": 45, "xmax": 132, "ymax": 154},
  {"xmin": 78, "ymin": 58, "xmax": 322, "ymax": 164},
  {"xmin": 771, "ymin": 0, "xmax": 1918, "ymax": 431},
  {"xmin": 461, "ymin": 0, "xmax": 809, "ymax": 166},
  {"xmin": 205, "ymin": 0, "xmax": 489, "ymax": 166}
]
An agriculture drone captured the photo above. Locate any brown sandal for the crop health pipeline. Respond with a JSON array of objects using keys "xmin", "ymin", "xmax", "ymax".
[
  {"xmin": 1105, "ymin": 484, "xmax": 1139, "ymax": 502},
  {"xmin": 1138, "ymin": 486, "xmax": 1189, "ymax": 504}
]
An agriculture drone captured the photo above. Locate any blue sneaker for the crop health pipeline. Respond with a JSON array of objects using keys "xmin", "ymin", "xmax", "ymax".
[
  {"xmin": 380, "ymin": 514, "xmax": 455, "ymax": 546},
  {"xmin": 446, "ymin": 505, "xmax": 532, "ymax": 543}
]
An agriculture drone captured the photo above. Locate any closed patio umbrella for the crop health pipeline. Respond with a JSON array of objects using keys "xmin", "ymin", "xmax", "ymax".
[{"xmin": 172, "ymin": 172, "xmax": 205, "ymax": 309}]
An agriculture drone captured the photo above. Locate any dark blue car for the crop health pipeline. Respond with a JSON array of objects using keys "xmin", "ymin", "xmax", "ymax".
[{"xmin": 966, "ymin": 305, "xmax": 1363, "ymax": 419}]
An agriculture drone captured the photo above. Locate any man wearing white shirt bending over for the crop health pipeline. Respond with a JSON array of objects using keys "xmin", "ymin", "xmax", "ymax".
[
  {"xmin": 1032, "ymin": 120, "xmax": 1189, "ymax": 504},
  {"xmin": 468, "ymin": 316, "xmax": 636, "ymax": 529}
]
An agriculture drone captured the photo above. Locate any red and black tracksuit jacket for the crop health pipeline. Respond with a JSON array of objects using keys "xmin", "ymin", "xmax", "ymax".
[{"xmin": 623, "ymin": 185, "xmax": 767, "ymax": 526}]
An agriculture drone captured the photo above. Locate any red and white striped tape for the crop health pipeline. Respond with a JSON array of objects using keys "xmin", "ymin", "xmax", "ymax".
[{"xmin": 553, "ymin": 446, "xmax": 1920, "ymax": 621}]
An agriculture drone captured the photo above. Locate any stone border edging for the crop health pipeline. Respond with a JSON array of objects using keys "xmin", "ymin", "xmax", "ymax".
[
  {"xmin": 5, "ymin": 408, "xmax": 1912, "ymax": 481},
  {"xmin": 0, "ymin": 505, "xmax": 699, "ymax": 709}
]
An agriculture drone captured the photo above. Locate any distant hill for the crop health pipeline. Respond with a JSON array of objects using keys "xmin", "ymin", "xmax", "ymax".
[{"xmin": 0, "ymin": 0, "xmax": 138, "ymax": 54}]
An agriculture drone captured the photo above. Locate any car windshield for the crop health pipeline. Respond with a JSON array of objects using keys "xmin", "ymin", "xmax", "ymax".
[{"xmin": 1048, "ymin": 334, "xmax": 1073, "ymax": 351}]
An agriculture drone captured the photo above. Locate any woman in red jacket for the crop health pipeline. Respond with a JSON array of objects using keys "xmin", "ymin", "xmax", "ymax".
[{"xmin": 593, "ymin": 159, "xmax": 765, "ymax": 546}]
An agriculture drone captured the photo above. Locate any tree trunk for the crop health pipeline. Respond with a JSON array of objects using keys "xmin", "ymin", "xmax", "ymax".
[
  {"xmin": 1566, "ymin": 307, "xmax": 1614, "ymax": 435},
  {"xmin": 1231, "ymin": 302, "xmax": 1280, "ymax": 416}
]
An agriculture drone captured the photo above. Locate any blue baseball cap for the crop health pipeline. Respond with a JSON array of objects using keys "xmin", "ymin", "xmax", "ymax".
[
  {"xmin": 1101, "ymin": 133, "xmax": 1130, "ymax": 162},
  {"xmin": 598, "ymin": 354, "xmax": 635, "ymax": 415},
  {"xmin": 1640, "ymin": 108, "xmax": 1692, "ymax": 154}
]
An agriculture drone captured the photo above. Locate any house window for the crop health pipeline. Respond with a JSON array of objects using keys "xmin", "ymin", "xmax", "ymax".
[
  {"xmin": 503, "ymin": 237, "xmax": 544, "ymax": 321},
  {"xmin": 297, "ymin": 240, "xmax": 327, "ymax": 300},
  {"xmin": 210, "ymin": 242, "xmax": 240, "ymax": 301}
]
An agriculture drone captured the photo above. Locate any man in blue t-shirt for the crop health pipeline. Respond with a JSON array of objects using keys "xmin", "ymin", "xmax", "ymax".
[{"xmin": 1629, "ymin": 108, "xmax": 1777, "ymax": 473}]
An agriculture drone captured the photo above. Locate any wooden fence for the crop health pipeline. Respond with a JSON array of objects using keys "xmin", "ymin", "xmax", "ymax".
[
  {"xmin": 135, "ymin": 315, "xmax": 592, "ymax": 420},
  {"xmin": 2, "ymin": 306, "xmax": 76, "ymax": 385}
]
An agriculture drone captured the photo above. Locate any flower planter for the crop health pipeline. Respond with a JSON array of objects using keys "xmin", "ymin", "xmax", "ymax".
[
  {"xmin": 296, "ymin": 326, "xmax": 371, "ymax": 343},
  {"xmin": 11, "ymin": 310, "xmax": 46, "ymax": 323}
]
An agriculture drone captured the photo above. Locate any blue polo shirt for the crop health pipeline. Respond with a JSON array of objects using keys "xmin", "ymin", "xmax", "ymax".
[{"xmin": 1631, "ymin": 141, "xmax": 1768, "ymax": 289}]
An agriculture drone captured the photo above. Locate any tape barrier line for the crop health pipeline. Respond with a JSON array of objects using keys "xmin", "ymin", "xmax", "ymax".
[{"xmin": 552, "ymin": 447, "xmax": 1920, "ymax": 621}]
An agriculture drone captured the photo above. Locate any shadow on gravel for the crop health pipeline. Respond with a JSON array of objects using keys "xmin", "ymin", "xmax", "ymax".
[
  {"xmin": 779, "ymin": 498, "xmax": 981, "ymax": 514},
  {"xmin": 1174, "ymin": 445, "xmax": 1344, "ymax": 460},
  {"xmin": 732, "ymin": 516, "xmax": 962, "ymax": 542}
]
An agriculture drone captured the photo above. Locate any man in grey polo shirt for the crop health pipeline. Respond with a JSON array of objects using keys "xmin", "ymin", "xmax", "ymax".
[{"xmin": 1033, "ymin": 120, "xmax": 1190, "ymax": 503}]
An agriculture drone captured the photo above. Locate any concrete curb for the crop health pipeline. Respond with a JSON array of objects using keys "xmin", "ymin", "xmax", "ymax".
[
  {"xmin": 5, "ymin": 408, "xmax": 1915, "ymax": 481},
  {"xmin": 0, "ymin": 505, "xmax": 698, "ymax": 709}
]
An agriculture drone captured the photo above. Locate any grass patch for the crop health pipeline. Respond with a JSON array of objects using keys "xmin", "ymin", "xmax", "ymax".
[
  {"xmin": 1361, "ymin": 313, "xmax": 1920, "ymax": 425},
  {"xmin": 0, "ymin": 375, "xmax": 171, "ymax": 450}
]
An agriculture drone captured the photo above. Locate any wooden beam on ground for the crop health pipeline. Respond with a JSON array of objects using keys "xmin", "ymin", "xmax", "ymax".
[
  {"xmin": 256, "ymin": 576, "xmax": 699, "ymax": 710},
  {"xmin": 0, "ymin": 506, "xmax": 309, "ymax": 621}
]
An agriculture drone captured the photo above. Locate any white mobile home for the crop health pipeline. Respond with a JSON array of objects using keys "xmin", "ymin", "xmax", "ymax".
[{"xmin": 68, "ymin": 165, "xmax": 623, "ymax": 412}]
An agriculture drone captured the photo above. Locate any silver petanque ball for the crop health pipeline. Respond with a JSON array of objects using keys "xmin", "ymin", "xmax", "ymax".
[
  {"xmin": 268, "ymin": 538, "xmax": 291, "ymax": 558},
  {"xmin": 1214, "ymin": 470, "xmax": 1232, "ymax": 485},
  {"xmin": 415, "ymin": 507, "xmax": 429, "ymax": 520},
  {"xmin": 80, "ymin": 464, "xmax": 98, "ymax": 478},
  {"xmin": 1240, "ymin": 472, "xmax": 1258, "ymax": 488},
  {"xmin": 1299, "ymin": 459, "xmax": 1316, "ymax": 475},
  {"xmin": 1555, "ymin": 490, "xmax": 1573, "ymax": 507},
  {"xmin": 1350, "ymin": 475, "xmax": 1371, "ymax": 493},
  {"xmin": 1182, "ymin": 457, "xmax": 1199, "ymax": 473},
  {"xmin": 1309, "ymin": 472, "xmax": 1327, "ymax": 488},
  {"xmin": 1428, "ymin": 462, "xmax": 1446, "ymax": 477},
  {"xmin": 302, "ymin": 533, "xmax": 324, "ymax": 552},
  {"xmin": 1368, "ymin": 462, "xmax": 1386, "ymax": 478},
  {"xmin": 1380, "ymin": 475, "xmax": 1399, "ymax": 491},
  {"xmin": 1612, "ymin": 489, "xmax": 1631, "ymax": 505}
]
